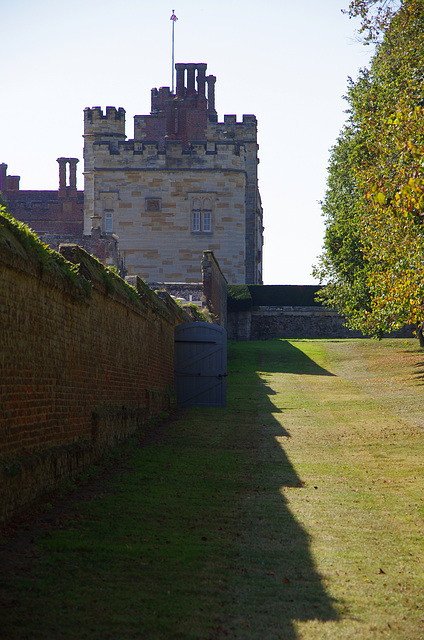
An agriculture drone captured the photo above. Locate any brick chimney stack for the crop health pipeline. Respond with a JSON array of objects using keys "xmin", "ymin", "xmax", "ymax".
[
  {"xmin": 136, "ymin": 63, "xmax": 218, "ymax": 148},
  {"xmin": 0, "ymin": 163, "xmax": 20, "ymax": 192},
  {"xmin": 0, "ymin": 163, "xmax": 7, "ymax": 192},
  {"xmin": 206, "ymin": 75, "xmax": 217, "ymax": 121},
  {"xmin": 57, "ymin": 158, "xmax": 79, "ymax": 197}
]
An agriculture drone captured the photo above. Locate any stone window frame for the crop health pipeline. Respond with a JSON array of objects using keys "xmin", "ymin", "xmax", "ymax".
[
  {"xmin": 99, "ymin": 191, "xmax": 119, "ymax": 234},
  {"xmin": 105, "ymin": 211, "xmax": 113, "ymax": 233},
  {"xmin": 189, "ymin": 193, "xmax": 215, "ymax": 235}
]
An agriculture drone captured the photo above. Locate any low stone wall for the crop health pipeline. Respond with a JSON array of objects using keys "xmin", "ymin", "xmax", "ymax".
[
  {"xmin": 228, "ymin": 306, "xmax": 416, "ymax": 340},
  {"xmin": 0, "ymin": 215, "xmax": 189, "ymax": 522},
  {"xmin": 147, "ymin": 282, "xmax": 203, "ymax": 303},
  {"xmin": 250, "ymin": 307, "xmax": 362, "ymax": 339}
]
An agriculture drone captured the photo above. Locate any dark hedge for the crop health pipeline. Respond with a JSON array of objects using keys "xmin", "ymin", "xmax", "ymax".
[{"xmin": 227, "ymin": 285, "xmax": 322, "ymax": 310}]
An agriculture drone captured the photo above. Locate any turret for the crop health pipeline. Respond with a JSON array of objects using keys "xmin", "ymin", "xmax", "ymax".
[
  {"xmin": 83, "ymin": 107, "xmax": 126, "ymax": 181},
  {"xmin": 84, "ymin": 106, "xmax": 126, "ymax": 140}
]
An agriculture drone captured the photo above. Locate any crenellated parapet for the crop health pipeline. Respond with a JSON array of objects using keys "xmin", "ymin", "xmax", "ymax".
[
  {"xmin": 85, "ymin": 108, "xmax": 256, "ymax": 169},
  {"xmin": 84, "ymin": 106, "xmax": 126, "ymax": 138},
  {"xmin": 207, "ymin": 114, "xmax": 258, "ymax": 143},
  {"xmin": 89, "ymin": 137, "xmax": 249, "ymax": 171}
]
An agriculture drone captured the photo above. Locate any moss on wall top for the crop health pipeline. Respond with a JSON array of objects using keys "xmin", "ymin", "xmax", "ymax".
[
  {"xmin": 0, "ymin": 208, "xmax": 90, "ymax": 297},
  {"xmin": 0, "ymin": 208, "xmax": 189, "ymax": 324}
]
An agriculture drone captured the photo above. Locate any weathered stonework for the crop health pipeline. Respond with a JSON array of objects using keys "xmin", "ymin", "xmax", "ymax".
[
  {"xmin": 226, "ymin": 285, "xmax": 417, "ymax": 340},
  {"xmin": 83, "ymin": 64, "xmax": 263, "ymax": 285}
]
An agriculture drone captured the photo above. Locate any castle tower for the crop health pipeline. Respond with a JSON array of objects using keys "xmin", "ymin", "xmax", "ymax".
[
  {"xmin": 83, "ymin": 65, "xmax": 263, "ymax": 284},
  {"xmin": 83, "ymin": 107, "xmax": 126, "ymax": 234}
]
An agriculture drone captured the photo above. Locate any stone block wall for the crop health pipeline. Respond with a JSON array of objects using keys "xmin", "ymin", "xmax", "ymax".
[
  {"xmin": 249, "ymin": 307, "xmax": 362, "ymax": 340},
  {"xmin": 83, "ymin": 141, "xmax": 248, "ymax": 283},
  {"xmin": 227, "ymin": 307, "xmax": 416, "ymax": 341},
  {"xmin": 0, "ymin": 215, "xmax": 189, "ymax": 522},
  {"xmin": 226, "ymin": 284, "xmax": 364, "ymax": 340},
  {"xmin": 147, "ymin": 282, "xmax": 203, "ymax": 304}
]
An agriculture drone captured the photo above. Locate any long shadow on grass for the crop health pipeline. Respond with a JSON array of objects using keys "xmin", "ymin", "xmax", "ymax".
[
  {"xmin": 0, "ymin": 340, "xmax": 338, "ymax": 640},
  {"xmin": 222, "ymin": 340, "xmax": 339, "ymax": 639}
]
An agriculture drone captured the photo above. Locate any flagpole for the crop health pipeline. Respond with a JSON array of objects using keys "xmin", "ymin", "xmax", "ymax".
[
  {"xmin": 170, "ymin": 10, "xmax": 178, "ymax": 93},
  {"xmin": 172, "ymin": 14, "xmax": 175, "ymax": 92}
]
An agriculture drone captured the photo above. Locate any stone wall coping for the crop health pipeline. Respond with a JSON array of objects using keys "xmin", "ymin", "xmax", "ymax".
[{"xmin": 254, "ymin": 305, "xmax": 338, "ymax": 314}]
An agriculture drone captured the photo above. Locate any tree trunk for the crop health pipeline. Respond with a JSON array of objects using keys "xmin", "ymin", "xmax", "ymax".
[{"xmin": 417, "ymin": 323, "xmax": 424, "ymax": 348}]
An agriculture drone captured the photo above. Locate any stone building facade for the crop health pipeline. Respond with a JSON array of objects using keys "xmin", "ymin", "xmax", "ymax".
[{"xmin": 83, "ymin": 63, "xmax": 263, "ymax": 284}]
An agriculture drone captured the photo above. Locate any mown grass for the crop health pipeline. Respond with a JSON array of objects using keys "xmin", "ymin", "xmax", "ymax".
[{"xmin": 1, "ymin": 338, "xmax": 424, "ymax": 639}]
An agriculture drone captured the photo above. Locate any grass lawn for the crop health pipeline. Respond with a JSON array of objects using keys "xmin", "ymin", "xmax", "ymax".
[{"xmin": 1, "ymin": 338, "xmax": 423, "ymax": 639}]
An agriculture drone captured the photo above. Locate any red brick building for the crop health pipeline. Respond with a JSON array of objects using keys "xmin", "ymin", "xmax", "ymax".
[{"xmin": 0, "ymin": 159, "xmax": 122, "ymax": 270}]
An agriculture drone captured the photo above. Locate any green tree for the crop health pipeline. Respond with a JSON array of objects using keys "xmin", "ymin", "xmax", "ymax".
[
  {"xmin": 357, "ymin": 102, "xmax": 424, "ymax": 341},
  {"xmin": 313, "ymin": 125, "xmax": 373, "ymax": 331},
  {"xmin": 315, "ymin": 0, "xmax": 424, "ymax": 341}
]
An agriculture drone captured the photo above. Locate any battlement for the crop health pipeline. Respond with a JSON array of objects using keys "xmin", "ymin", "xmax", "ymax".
[
  {"xmin": 151, "ymin": 86, "xmax": 174, "ymax": 113},
  {"xmin": 90, "ymin": 138, "xmax": 247, "ymax": 170},
  {"xmin": 207, "ymin": 114, "xmax": 258, "ymax": 143},
  {"xmin": 223, "ymin": 115, "xmax": 256, "ymax": 124},
  {"xmin": 84, "ymin": 106, "xmax": 126, "ymax": 138}
]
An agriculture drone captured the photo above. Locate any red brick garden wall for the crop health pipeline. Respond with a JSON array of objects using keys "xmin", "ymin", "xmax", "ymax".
[
  {"xmin": 0, "ymin": 219, "xmax": 189, "ymax": 522},
  {"xmin": 201, "ymin": 250, "xmax": 228, "ymax": 327}
]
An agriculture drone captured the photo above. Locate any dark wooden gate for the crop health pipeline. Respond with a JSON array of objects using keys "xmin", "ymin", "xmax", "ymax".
[{"xmin": 174, "ymin": 322, "xmax": 227, "ymax": 407}]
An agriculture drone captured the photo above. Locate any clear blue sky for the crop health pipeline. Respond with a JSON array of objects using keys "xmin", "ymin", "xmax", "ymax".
[{"xmin": 1, "ymin": 0, "xmax": 373, "ymax": 284}]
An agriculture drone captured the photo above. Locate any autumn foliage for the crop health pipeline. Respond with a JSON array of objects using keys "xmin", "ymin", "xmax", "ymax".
[{"xmin": 314, "ymin": 0, "xmax": 424, "ymax": 342}]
